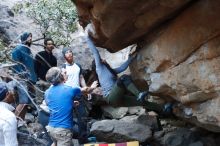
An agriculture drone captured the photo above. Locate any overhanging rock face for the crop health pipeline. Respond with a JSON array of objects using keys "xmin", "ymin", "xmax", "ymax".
[
  {"xmin": 73, "ymin": 0, "xmax": 193, "ymax": 52},
  {"xmin": 73, "ymin": 0, "xmax": 220, "ymax": 132}
]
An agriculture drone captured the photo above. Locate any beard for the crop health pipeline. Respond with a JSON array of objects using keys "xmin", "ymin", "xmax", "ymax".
[
  {"xmin": 47, "ymin": 47, "xmax": 54, "ymax": 52},
  {"xmin": 26, "ymin": 41, "xmax": 32, "ymax": 47},
  {"xmin": 65, "ymin": 57, "xmax": 74, "ymax": 64}
]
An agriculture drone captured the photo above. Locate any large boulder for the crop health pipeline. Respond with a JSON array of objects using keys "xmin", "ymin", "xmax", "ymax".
[
  {"xmin": 0, "ymin": 3, "xmax": 41, "ymax": 44},
  {"xmin": 101, "ymin": 106, "xmax": 146, "ymax": 119},
  {"xmin": 130, "ymin": 0, "xmax": 220, "ymax": 132},
  {"xmin": 0, "ymin": 0, "xmax": 130, "ymax": 70},
  {"xmin": 101, "ymin": 106, "xmax": 128, "ymax": 119},
  {"xmin": 163, "ymin": 128, "xmax": 200, "ymax": 146},
  {"xmin": 73, "ymin": 0, "xmax": 193, "ymax": 52},
  {"xmin": 0, "ymin": 5, "xmax": 16, "ymax": 44},
  {"xmin": 90, "ymin": 113, "xmax": 159, "ymax": 143},
  {"xmin": 74, "ymin": 0, "xmax": 220, "ymax": 132}
]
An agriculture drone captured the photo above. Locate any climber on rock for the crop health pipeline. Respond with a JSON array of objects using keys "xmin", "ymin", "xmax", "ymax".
[{"xmin": 85, "ymin": 35, "xmax": 166, "ymax": 114}]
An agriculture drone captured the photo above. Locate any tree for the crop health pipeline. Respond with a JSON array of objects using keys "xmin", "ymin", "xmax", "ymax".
[{"xmin": 26, "ymin": 0, "xmax": 78, "ymax": 46}]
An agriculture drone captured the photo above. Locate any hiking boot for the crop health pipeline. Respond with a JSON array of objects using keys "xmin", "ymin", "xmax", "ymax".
[{"xmin": 137, "ymin": 91, "xmax": 149, "ymax": 102}]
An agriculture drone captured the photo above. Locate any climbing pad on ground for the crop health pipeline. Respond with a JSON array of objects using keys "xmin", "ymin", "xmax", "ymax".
[{"xmin": 84, "ymin": 141, "xmax": 139, "ymax": 146}]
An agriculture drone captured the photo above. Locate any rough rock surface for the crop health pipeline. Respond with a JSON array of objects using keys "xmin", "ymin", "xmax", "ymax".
[
  {"xmin": 163, "ymin": 128, "xmax": 200, "ymax": 146},
  {"xmin": 73, "ymin": 0, "xmax": 193, "ymax": 52},
  {"xmin": 101, "ymin": 106, "xmax": 146, "ymax": 119},
  {"xmin": 0, "ymin": 0, "xmax": 41, "ymax": 42},
  {"xmin": 101, "ymin": 106, "xmax": 128, "ymax": 119},
  {"xmin": 74, "ymin": 0, "xmax": 220, "ymax": 132},
  {"xmin": 0, "ymin": 0, "xmax": 131, "ymax": 70},
  {"xmin": 90, "ymin": 114, "xmax": 158, "ymax": 143}
]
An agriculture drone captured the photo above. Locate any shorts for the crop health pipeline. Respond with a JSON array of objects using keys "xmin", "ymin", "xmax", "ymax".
[{"xmin": 46, "ymin": 126, "xmax": 73, "ymax": 146}]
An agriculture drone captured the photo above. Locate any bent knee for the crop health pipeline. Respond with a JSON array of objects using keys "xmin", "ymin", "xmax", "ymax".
[
  {"xmin": 119, "ymin": 74, "xmax": 132, "ymax": 85},
  {"xmin": 119, "ymin": 74, "xmax": 130, "ymax": 80}
]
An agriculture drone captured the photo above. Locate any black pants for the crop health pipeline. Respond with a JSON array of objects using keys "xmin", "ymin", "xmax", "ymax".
[{"xmin": 38, "ymin": 109, "xmax": 53, "ymax": 146}]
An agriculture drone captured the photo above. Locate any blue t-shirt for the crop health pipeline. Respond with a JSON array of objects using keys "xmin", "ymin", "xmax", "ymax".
[
  {"xmin": 12, "ymin": 44, "xmax": 37, "ymax": 83},
  {"xmin": 45, "ymin": 84, "xmax": 81, "ymax": 129}
]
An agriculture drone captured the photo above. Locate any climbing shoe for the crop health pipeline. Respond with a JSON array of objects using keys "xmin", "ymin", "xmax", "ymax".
[
  {"xmin": 137, "ymin": 91, "xmax": 149, "ymax": 102},
  {"xmin": 183, "ymin": 107, "xmax": 193, "ymax": 118},
  {"xmin": 161, "ymin": 102, "xmax": 173, "ymax": 117},
  {"xmin": 88, "ymin": 136, "xmax": 97, "ymax": 143}
]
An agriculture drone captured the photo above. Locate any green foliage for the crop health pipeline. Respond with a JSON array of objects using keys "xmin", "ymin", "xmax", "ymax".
[
  {"xmin": 12, "ymin": 3, "xmax": 23, "ymax": 14},
  {"xmin": 26, "ymin": 0, "xmax": 78, "ymax": 46}
]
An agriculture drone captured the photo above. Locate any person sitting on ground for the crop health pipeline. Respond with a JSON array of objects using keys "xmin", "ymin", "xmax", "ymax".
[
  {"xmin": 86, "ymin": 35, "xmax": 164, "ymax": 113},
  {"xmin": 0, "ymin": 83, "xmax": 18, "ymax": 146},
  {"xmin": 45, "ymin": 67, "xmax": 88, "ymax": 146}
]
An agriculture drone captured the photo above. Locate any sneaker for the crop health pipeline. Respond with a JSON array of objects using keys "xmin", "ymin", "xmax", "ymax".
[
  {"xmin": 87, "ymin": 136, "xmax": 97, "ymax": 143},
  {"xmin": 137, "ymin": 91, "xmax": 148, "ymax": 102}
]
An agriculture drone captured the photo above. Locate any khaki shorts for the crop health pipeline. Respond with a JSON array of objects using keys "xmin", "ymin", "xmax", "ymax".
[{"xmin": 46, "ymin": 126, "xmax": 73, "ymax": 146}]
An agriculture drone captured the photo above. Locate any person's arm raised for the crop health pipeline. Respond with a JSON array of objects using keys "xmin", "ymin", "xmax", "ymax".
[{"xmin": 86, "ymin": 36, "xmax": 103, "ymax": 69}]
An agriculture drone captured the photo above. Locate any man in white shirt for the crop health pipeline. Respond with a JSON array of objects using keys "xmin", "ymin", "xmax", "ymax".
[
  {"xmin": 62, "ymin": 48, "xmax": 87, "ymax": 88},
  {"xmin": 0, "ymin": 82, "xmax": 18, "ymax": 146},
  {"xmin": 62, "ymin": 47, "xmax": 98, "ymax": 93},
  {"xmin": 64, "ymin": 61, "xmax": 83, "ymax": 88}
]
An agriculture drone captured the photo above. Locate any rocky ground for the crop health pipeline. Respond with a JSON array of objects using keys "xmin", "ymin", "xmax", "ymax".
[{"xmin": 18, "ymin": 104, "xmax": 220, "ymax": 146}]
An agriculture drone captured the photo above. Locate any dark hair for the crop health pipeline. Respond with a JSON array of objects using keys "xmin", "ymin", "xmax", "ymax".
[
  {"xmin": 20, "ymin": 32, "xmax": 31, "ymax": 44},
  {"xmin": 44, "ymin": 38, "xmax": 54, "ymax": 48}
]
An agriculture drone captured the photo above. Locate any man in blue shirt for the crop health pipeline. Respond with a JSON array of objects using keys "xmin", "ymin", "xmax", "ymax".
[
  {"xmin": 12, "ymin": 32, "xmax": 37, "ymax": 83},
  {"xmin": 45, "ymin": 67, "xmax": 81, "ymax": 146},
  {"xmin": 11, "ymin": 32, "xmax": 37, "ymax": 120}
]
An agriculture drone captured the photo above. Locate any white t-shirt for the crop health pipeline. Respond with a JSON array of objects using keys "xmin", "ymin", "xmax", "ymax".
[
  {"xmin": 0, "ymin": 102, "xmax": 18, "ymax": 146},
  {"xmin": 64, "ymin": 63, "xmax": 81, "ymax": 88}
]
